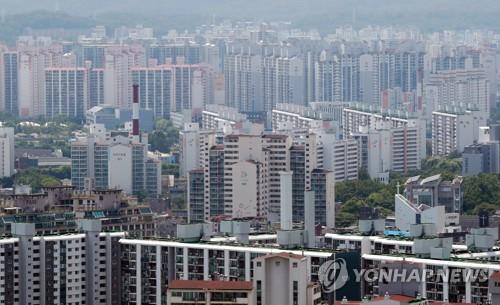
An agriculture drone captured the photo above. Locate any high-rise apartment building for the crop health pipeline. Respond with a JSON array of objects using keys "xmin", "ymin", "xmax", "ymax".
[
  {"xmin": 82, "ymin": 45, "xmax": 106, "ymax": 68},
  {"xmin": 224, "ymin": 53, "xmax": 263, "ymax": 112},
  {"xmin": 462, "ymin": 142, "xmax": 500, "ymax": 176},
  {"xmin": 148, "ymin": 43, "xmax": 202, "ymax": 65},
  {"xmin": 179, "ymin": 123, "xmax": 201, "ymax": 177},
  {"xmin": 1, "ymin": 50, "xmax": 19, "ymax": 115},
  {"xmin": 132, "ymin": 66, "xmax": 173, "ymax": 118},
  {"xmin": 87, "ymin": 67, "xmax": 105, "ymax": 108},
  {"xmin": 202, "ymin": 104, "xmax": 250, "ymax": 130},
  {"xmin": 432, "ymin": 109, "xmax": 488, "ymax": 156},
  {"xmin": 45, "ymin": 67, "xmax": 87, "ymax": 118},
  {"xmin": 223, "ymin": 134, "xmax": 269, "ymax": 219},
  {"xmin": 315, "ymin": 54, "xmax": 360, "ymax": 102},
  {"xmin": 360, "ymin": 50, "xmax": 424, "ymax": 111},
  {"xmin": 352, "ymin": 120, "xmax": 426, "ymax": 182},
  {"xmin": 262, "ymin": 55, "xmax": 305, "ymax": 112},
  {"xmin": 18, "ymin": 46, "xmax": 63, "ymax": 117},
  {"xmin": 262, "ymin": 134, "xmax": 293, "ymax": 222},
  {"xmin": 103, "ymin": 45, "xmax": 146, "ymax": 109},
  {"xmin": 425, "ymin": 68, "xmax": 490, "ymax": 117},
  {"xmin": 343, "ymin": 106, "xmax": 421, "ymax": 138},
  {"xmin": 0, "ymin": 222, "xmax": 125, "ymax": 305},
  {"xmin": 0, "ymin": 127, "xmax": 15, "ymax": 178},
  {"xmin": 171, "ymin": 64, "xmax": 195, "ymax": 112}
]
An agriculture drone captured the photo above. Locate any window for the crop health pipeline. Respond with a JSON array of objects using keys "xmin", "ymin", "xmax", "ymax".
[
  {"xmin": 256, "ymin": 280, "xmax": 262, "ymax": 305},
  {"xmin": 293, "ymin": 281, "xmax": 298, "ymax": 305}
]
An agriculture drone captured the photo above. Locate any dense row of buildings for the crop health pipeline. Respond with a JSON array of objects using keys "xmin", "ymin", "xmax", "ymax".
[
  {"xmin": 0, "ymin": 25, "xmax": 495, "ymax": 127},
  {"xmin": 0, "ymin": 42, "xmax": 214, "ymax": 119},
  {"xmin": 0, "ymin": 206, "xmax": 497, "ymax": 305}
]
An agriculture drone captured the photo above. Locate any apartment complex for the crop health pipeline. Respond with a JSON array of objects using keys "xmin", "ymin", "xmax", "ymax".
[
  {"xmin": 71, "ymin": 130, "xmax": 161, "ymax": 197},
  {"xmin": 0, "ymin": 221, "xmax": 124, "ymax": 305},
  {"xmin": 424, "ymin": 68, "xmax": 490, "ymax": 117},
  {"xmin": 185, "ymin": 125, "xmax": 340, "ymax": 224},
  {"xmin": 351, "ymin": 120, "xmax": 426, "ymax": 181}
]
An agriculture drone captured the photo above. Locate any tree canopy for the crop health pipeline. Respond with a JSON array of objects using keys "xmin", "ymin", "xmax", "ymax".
[{"xmin": 149, "ymin": 119, "xmax": 179, "ymax": 153}]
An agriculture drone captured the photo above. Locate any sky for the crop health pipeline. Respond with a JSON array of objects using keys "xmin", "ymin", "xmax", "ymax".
[{"xmin": 2, "ymin": 0, "xmax": 500, "ymax": 31}]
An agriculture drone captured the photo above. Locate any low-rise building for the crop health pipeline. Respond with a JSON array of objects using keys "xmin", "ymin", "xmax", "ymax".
[
  {"xmin": 167, "ymin": 280, "xmax": 255, "ymax": 305},
  {"xmin": 404, "ymin": 174, "xmax": 464, "ymax": 213}
]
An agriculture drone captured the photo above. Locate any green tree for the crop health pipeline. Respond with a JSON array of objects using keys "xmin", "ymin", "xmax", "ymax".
[
  {"xmin": 463, "ymin": 174, "xmax": 500, "ymax": 214},
  {"xmin": 149, "ymin": 118, "xmax": 179, "ymax": 153},
  {"xmin": 162, "ymin": 163, "xmax": 179, "ymax": 177},
  {"xmin": 14, "ymin": 168, "xmax": 62, "ymax": 191}
]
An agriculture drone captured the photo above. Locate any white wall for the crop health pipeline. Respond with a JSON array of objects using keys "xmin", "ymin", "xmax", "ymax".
[
  {"xmin": 108, "ymin": 144, "xmax": 133, "ymax": 193},
  {"xmin": 232, "ymin": 161, "xmax": 258, "ymax": 218}
]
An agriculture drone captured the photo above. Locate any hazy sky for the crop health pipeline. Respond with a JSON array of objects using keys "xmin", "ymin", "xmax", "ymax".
[
  {"xmin": 1, "ymin": 0, "xmax": 498, "ymax": 16},
  {"xmin": 2, "ymin": 0, "xmax": 500, "ymax": 30}
]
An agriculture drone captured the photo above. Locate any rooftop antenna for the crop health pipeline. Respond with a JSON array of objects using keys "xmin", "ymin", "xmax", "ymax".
[{"xmin": 396, "ymin": 181, "xmax": 400, "ymax": 195}]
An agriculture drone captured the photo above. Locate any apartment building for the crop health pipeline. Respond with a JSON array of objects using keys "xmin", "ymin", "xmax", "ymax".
[
  {"xmin": 167, "ymin": 280, "xmax": 255, "ymax": 305},
  {"xmin": 131, "ymin": 66, "xmax": 173, "ymax": 118},
  {"xmin": 119, "ymin": 232, "xmax": 500, "ymax": 305},
  {"xmin": 224, "ymin": 134, "xmax": 269, "ymax": 219},
  {"xmin": 45, "ymin": 67, "xmax": 88, "ymax": 118},
  {"xmin": 202, "ymin": 104, "xmax": 249, "ymax": 130},
  {"xmin": 342, "ymin": 106, "xmax": 423, "ymax": 138},
  {"xmin": 0, "ymin": 127, "xmax": 15, "ymax": 178},
  {"xmin": 70, "ymin": 131, "xmax": 161, "ymax": 197},
  {"xmin": 351, "ymin": 120, "xmax": 426, "ymax": 181},
  {"xmin": 424, "ymin": 68, "xmax": 490, "ymax": 117},
  {"xmin": 315, "ymin": 54, "xmax": 360, "ymax": 103},
  {"xmin": 1, "ymin": 50, "xmax": 19, "ymax": 115},
  {"xmin": 253, "ymin": 253, "xmax": 322, "ymax": 305},
  {"xmin": 186, "ymin": 127, "xmax": 342, "ymax": 224},
  {"xmin": 272, "ymin": 103, "xmax": 336, "ymax": 132},
  {"xmin": 431, "ymin": 109, "xmax": 487, "ymax": 156},
  {"xmin": 0, "ymin": 221, "xmax": 125, "ymax": 305},
  {"xmin": 224, "ymin": 52, "xmax": 263, "ymax": 113}
]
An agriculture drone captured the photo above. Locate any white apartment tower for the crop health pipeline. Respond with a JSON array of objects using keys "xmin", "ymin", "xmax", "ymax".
[
  {"xmin": 352, "ymin": 120, "xmax": 426, "ymax": 182},
  {"xmin": 103, "ymin": 45, "xmax": 146, "ymax": 109},
  {"xmin": 0, "ymin": 127, "xmax": 15, "ymax": 177},
  {"xmin": 432, "ymin": 109, "xmax": 488, "ymax": 156},
  {"xmin": 18, "ymin": 46, "xmax": 63, "ymax": 117},
  {"xmin": 425, "ymin": 68, "xmax": 490, "ymax": 117},
  {"xmin": 224, "ymin": 134, "xmax": 269, "ymax": 218}
]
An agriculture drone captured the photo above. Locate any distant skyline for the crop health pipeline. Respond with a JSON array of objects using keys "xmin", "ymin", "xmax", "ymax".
[{"xmin": 2, "ymin": 0, "xmax": 500, "ymax": 32}]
